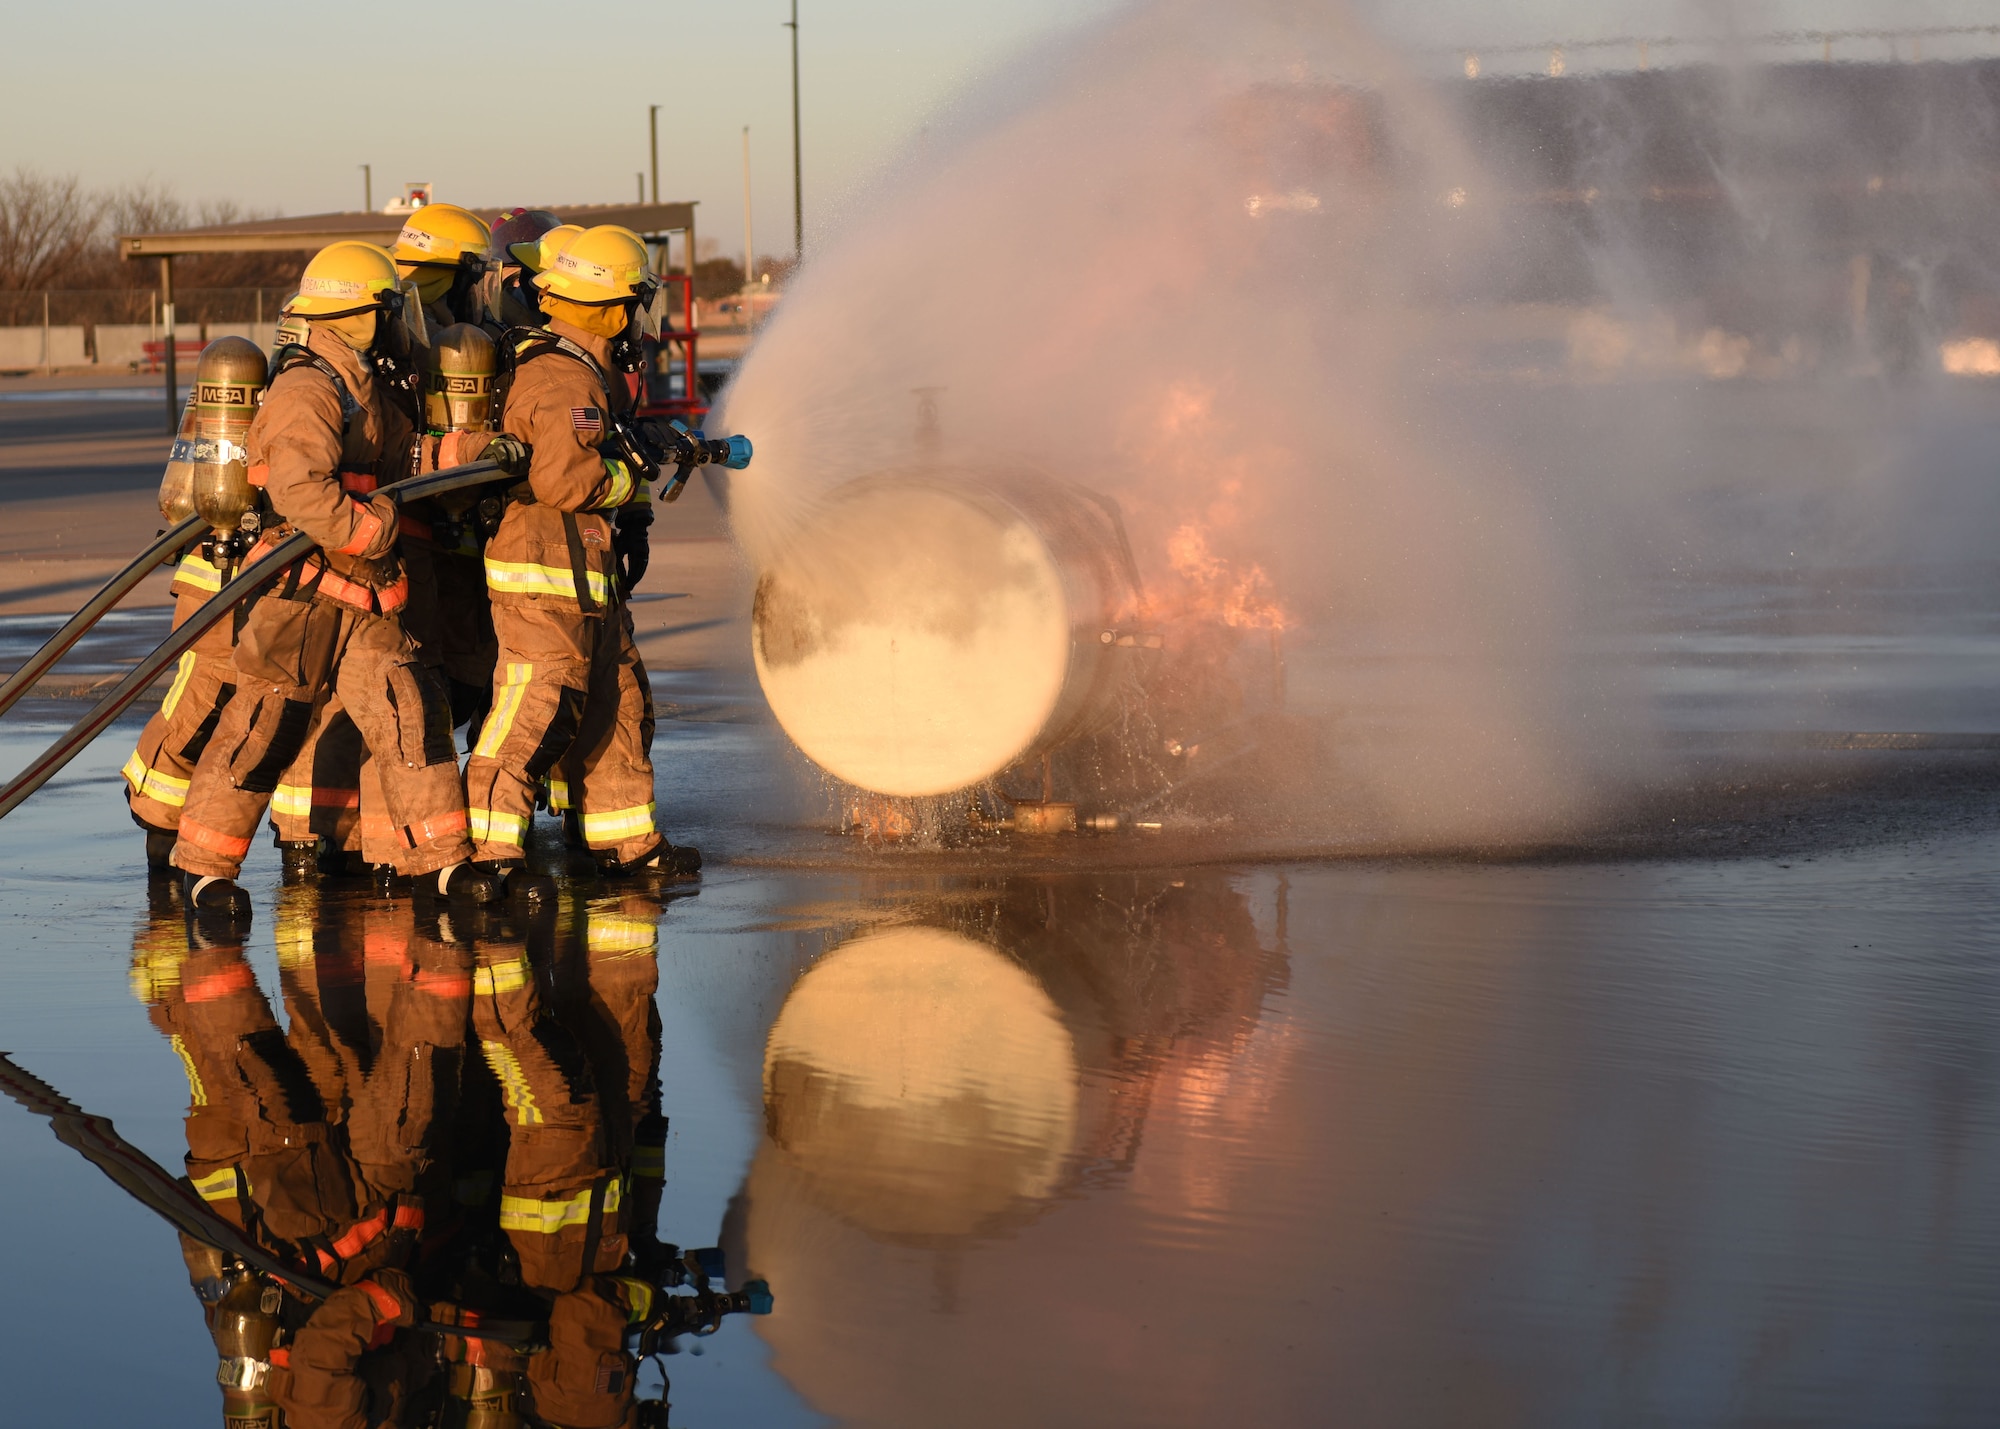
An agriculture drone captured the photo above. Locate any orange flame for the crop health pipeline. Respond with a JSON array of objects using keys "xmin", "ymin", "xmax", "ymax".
[{"xmin": 1123, "ymin": 380, "xmax": 1293, "ymax": 634}]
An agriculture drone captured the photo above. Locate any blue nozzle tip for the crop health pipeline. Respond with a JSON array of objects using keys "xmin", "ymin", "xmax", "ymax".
[
  {"xmin": 743, "ymin": 1280, "xmax": 774, "ymax": 1315},
  {"xmin": 722, "ymin": 434, "xmax": 753, "ymax": 470}
]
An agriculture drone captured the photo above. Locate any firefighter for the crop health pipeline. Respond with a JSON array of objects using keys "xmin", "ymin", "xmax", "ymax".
[
  {"xmin": 170, "ymin": 241, "xmax": 508, "ymax": 920},
  {"xmin": 135, "ymin": 902, "xmax": 465, "ymax": 1428},
  {"xmin": 125, "ymin": 342, "xmax": 270, "ymax": 872},
  {"xmin": 123, "ymin": 550, "xmax": 241, "ymax": 870},
  {"xmin": 464, "ymin": 225, "xmax": 698, "ymax": 898},
  {"xmin": 272, "ymin": 212, "xmax": 506, "ymax": 880}
]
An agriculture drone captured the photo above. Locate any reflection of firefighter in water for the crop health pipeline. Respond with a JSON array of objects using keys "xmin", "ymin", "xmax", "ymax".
[{"xmin": 111, "ymin": 886, "xmax": 765, "ymax": 1428}]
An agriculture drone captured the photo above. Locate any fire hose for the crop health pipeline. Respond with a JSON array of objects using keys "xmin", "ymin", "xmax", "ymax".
[
  {"xmin": 0, "ymin": 1049, "xmax": 542, "ymax": 1347},
  {"xmin": 0, "ymin": 514, "xmax": 208, "ymax": 720},
  {"xmin": 0, "ymin": 460, "xmax": 513, "ymax": 823}
]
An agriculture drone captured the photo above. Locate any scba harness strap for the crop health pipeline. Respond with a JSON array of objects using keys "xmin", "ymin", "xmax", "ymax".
[{"xmin": 255, "ymin": 345, "xmax": 423, "ymax": 595}]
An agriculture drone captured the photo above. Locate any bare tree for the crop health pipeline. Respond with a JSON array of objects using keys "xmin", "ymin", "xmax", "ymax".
[{"xmin": 0, "ymin": 169, "xmax": 106, "ymax": 290}]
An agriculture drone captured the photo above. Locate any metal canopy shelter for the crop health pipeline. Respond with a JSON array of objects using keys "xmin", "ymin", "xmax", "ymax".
[{"xmin": 118, "ymin": 202, "xmax": 700, "ymax": 430}]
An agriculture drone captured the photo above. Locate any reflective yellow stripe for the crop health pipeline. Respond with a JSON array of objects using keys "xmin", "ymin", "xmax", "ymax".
[
  {"xmin": 473, "ymin": 663, "xmax": 531, "ymax": 760},
  {"xmin": 546, "ymin": 777, "xmax": 571, "ymax": 812},
  {"xmin": 484, "ymin": 557, "xmax": 610, "ymax": 605},
  {"xmin": 631, "ymin": 1144, "xmax": 664, "ymax": 1179},
  {"xmin": 611, "ymin": 1275, "xmax": 655, "ymax": 1324},
  {"xmin": 632, "ymin": 478, "xmax": 651, "ymax": 507},
  {"xmin": 123, "ymin": 751, "xmax": 191, "ymax": 808},
  {"xmin": 586, "ymin": 914, "xmax": 657, "ymax": 957},
  {"xmin": 270, "ymin": 783, "xmax": 313, "ymax": 819},
  {"xmin": 190, "ymin": 1166, "xmax": 243, "ymax": 1203},
  {"xmin": 130, "ymin": 947, "xmax": 185, "ymax": 1004},
  {"xmin": 600, "ymin": 460, "xmax": 635, "ymax": 509},
  {"xmin": 474, "ymin": 955, "xmax": 530, "ymax": 996},
  {"xmin": 170, "ymin": 1034, "xmax": 207, "ymax": 1107},
  {"xmin": 480, "ymin": 1040, "xmax": 544, "ymax": 1125},
  {"xmin": 497, "ymin": 1178, "xmax": 621, "ymax": 1235},
  {"xmin": 173, "ymin": 553, "xmax": 224, "ymax": 594},
  {"xmin": 581, "ymin": 802, "xmax": 654, "ymax": 843},
  {"xmin": 275, "ymin": 904, "xmax": 314, "ymax": 969},
  {"xmin": 468, "ymin": 808, "xmax": 528, "ymax": 848},
  {"xmin": 161, "ymin": 651, "xmax": 198, "ymax": 720}
]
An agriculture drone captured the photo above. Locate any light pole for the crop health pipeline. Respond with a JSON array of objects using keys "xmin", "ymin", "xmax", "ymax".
[
  {"xmin": 359, "ymin": 163, "xmax": 371, "ymax": 212},
  {"xmin": 741, "ymin": 125, "xmax": 755, "ymax": 299},
  {"xmin": 785, "ymin": 0, "xmax": 802, "ymax": 258},
  {"xmin": 649, "ymin": 105, "xmax": 661, "ymax": 205}
]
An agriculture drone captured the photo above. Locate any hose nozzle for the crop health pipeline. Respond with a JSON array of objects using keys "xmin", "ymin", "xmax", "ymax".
[{"xmin": 693, "ymin": 431, "xmax": 753, "ymax": 470}]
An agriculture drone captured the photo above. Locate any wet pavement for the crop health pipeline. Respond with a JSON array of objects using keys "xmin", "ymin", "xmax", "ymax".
[{"xmin": 1, "ymin": 683, "xmax": 1997, "ymax": 1425}]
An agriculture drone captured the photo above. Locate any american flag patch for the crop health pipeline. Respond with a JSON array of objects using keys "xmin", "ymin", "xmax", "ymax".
[{"xmin": 570, "ymin": 406, "xmax": 603, "ymax": 433}]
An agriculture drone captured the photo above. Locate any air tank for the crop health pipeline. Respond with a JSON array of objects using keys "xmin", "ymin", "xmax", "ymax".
[
  {"xmin": 156, "ymin": 390, "xmax": 200, "ymax": 523},
  {"xmin": 184, "ymin": 337, "xmax": 268, "ymax": 537},
  {"xmin": 750, "ymin": 471, "xmax": 1146, "ymax": 798},
  {"xmin": 423, "ymin": 322, "xmax": 498, "ymax": 433}
]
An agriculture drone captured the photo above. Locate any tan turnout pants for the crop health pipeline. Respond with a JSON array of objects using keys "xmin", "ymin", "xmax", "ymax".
[
  {"xmin": 464, "ymin": 603, "xmax": 659, "ymax": 865},
  {"xmin": 171, "ymin": 591, "xmax": 472, "ymax": 881},
  {"xmin": 124, "ymin": 587, "xmax": 238, "ymax": 832}
]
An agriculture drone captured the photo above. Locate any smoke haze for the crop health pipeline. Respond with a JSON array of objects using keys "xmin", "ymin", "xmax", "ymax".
[{"xmin": 717, "ymin": 0, "xmax": 2000, "ymax": 849}]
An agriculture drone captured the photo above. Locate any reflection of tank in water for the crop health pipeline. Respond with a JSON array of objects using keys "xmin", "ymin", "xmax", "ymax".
[{"xmin": 738, "ymin": 872, "xmax": 1290, "ymax": 1393}]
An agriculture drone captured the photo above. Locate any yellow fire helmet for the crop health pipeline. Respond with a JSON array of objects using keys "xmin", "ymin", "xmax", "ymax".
[
  {"xmin": 283, "ymin": 242, "xmax": 427, "ymax": 350},
  {"xmin": 287, "ymin": 241, "xmax": 403, "ymax": 316},
  {"xmin": 535, "ymin": 225, "xmax": 653, "ymax": 306},
  {"xmin": 389, "ymin": 202, "xmax": 493, "ymax": 276},
  {"xmin": 528, "ymin": 223, "xmax": 585, "ymax": 277}
]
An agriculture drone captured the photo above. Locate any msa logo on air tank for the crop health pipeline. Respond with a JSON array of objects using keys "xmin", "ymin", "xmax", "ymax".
[
  {"xmin": 443, "ymin": 375, "xmax": 489, "ymax": 394},
  {"xmin": 196, "ymin": 382, "xmax": 253, "ymax": 406}
]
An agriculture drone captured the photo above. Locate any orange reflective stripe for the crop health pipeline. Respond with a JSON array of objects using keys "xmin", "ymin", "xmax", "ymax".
[
  {"xmin": 364, "ymin": 930, "xmax": 409, "ymax": 967},
  {"xmin": 339, "ymin": 470, "xmax": 378, "ymax": 495},
  {"xmin": 178, "ymin": 818, "xmax": 253, "ymax": 859},
  {"xmin": 397, "ymin": 513, "xmax": 433, "ymax": 541},
  {"xmin": 331, "ymin": 1206, "xmax": 390, "ymax": 1260},
  {"xmin": 359, "ymin": 1277, "xmax": 404, "ymax": 1324},
  {"xmin": 335, "ymin": 500, "xmax": 383, "ymax": 556},
  {"xmin": 393, "ymin": 1201, "xmax": 425, "ymax": 1230},
  {"xmin": 183, "ymin": 962, "xmax": 255, "ymax": 1003},
  {"xmin": 313, "ymin": 567, "xmax": 409, "ymax": 615},
  {"xmin": 400, "ymin": 809, "xmax": 468, "ymax": 848},
  {"xmin": 414, "ymin": 969, "xmax": 473, "ymax": 998},
  {"xmin": 268, "ymin": 1346, "xmax": 291, "ymax": 1369},
  {"xmin": 312, "ymin": 787, "xmax": 360, "ymax": 808},
  {"xmin": 247, "ymin": 463, "xmax": 270, "ymax": 488}
]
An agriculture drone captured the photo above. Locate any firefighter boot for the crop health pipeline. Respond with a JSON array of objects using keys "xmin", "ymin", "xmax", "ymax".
[
  {"xmin": 278, "ymin": 840, "xmax": 320, "ymax": 884},
  {"xmin": 474, "ymin": 860, "xmax": 556, "ymax": 907},
  {"xmin": 182, "ymin": 873, "xmax": 253, "ymax": 926},
  {"xmin": 430, "ymin": 860, "xmax": 504, "ymax": 905},
  {"xmin": 144, "ymin": 827, "xmax": 177, "ymax": 876},
  {"xmin": 600, "ymin": 839, "xmax": 701, "ymax": 881}
]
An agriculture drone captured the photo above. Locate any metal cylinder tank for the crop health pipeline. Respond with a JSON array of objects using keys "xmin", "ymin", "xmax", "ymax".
[
  {"xmin": 186, "ymin": 337, "xmax": 268, "ymax": 535},
  {"xmin": 750, "ymin": 470, "xmax": 1143, "ymax": 798}
]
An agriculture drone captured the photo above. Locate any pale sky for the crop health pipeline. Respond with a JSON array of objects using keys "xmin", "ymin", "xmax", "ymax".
[{"xmin": 4, "ymin": 0, "xmax": 1991, "ymax": 261}]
